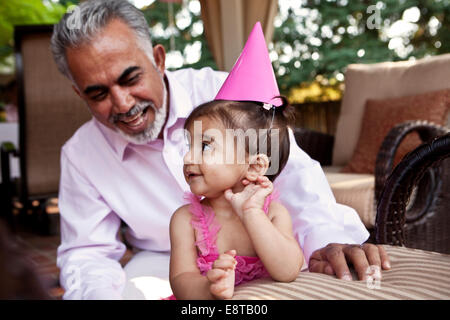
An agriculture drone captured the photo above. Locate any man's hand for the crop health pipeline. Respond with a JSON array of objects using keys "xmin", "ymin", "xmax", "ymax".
[
  {"xmin": 207, "ymin": 250, "xmax": 237, "ymax": 299},
  {"xmin": 309, "ymin": 243, "xmax": 391, "ymax": 281}
]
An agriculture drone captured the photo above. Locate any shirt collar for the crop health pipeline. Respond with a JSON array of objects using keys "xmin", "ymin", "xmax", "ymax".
[
  {"xmin": 165, "ymin": 70, "xmax": 193, "ymax": 124},
  {"xmin": 95, "ymin": 70, "xmax": 194, "ymax": 161}
]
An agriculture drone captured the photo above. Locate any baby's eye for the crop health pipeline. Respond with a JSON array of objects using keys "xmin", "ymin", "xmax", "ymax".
[
  {"xmin": 202, "ymin": 142, "xmax": 212, "ymax": 152},
  {"xmin": 184, "ymin": 136, "xmax": 191, "ymax": 148}
]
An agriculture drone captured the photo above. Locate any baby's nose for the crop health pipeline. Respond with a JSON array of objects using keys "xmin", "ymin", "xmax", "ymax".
[{"xmin": 183, "ymin": 150, "xmax": 194, "ymax": 164}]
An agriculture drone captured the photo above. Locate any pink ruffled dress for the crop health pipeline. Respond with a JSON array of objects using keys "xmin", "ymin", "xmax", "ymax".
[{"xmin": 165, "ymin": 191, "xmax": 277, "ymax": 300}]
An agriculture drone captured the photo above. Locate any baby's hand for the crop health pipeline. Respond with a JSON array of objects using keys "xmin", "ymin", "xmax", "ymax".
[
  {"xmin": 206, "ymin": 250, "xmax": 236, "ymax": 299},
  {"xmin": 224, "ymin": 176, "xmax": 273, "ymax": 218}
]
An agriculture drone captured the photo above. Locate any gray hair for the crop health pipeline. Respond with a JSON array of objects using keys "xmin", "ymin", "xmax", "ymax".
[{"xmin": 50, "ymin": 0, "xmax": 154, "ymax": 82}]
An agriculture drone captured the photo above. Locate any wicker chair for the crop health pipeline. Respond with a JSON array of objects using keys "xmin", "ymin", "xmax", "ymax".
[
  {"xmin": 294, "ymin": 121, "xmax": 449, "ymax": 242},
  {"xmin": 376, "ymin": 127, "xmax": 450, "ymax": 254},
  {"xmin": 293, "ymin": 54, "xmax": 450, "ymax": 237},
  {"xmin": 294, "ymin": 127, "xmax": 334, "ymax": 166},
  {"xmin": 0, "ymin": 25, "xmax": 91, "ymax": 234}
]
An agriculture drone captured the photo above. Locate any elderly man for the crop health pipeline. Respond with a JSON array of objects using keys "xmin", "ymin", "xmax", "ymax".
[{"xmin": 51, "ymin": 0, "xmax": 389, "ymax": 299}]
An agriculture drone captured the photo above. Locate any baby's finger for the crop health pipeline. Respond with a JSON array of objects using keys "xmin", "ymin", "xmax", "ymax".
[
  {"xmin": 214, "ymin": 256, "xmax": 237, "ymax": 270},
  {"xmin": 256, "ymin": 176, "xmax": 272, "ymax": 188},
  {"xmin": 210, "ymin": 281, "xmax": 229, "ymax": 296},
  {"xmin": 206, "ymin": 268, "xmax": 227, "ymax": 282},
  {"xmin": 219, "ymin": 252, "xmax": 237, "ymax": 261},
  {"xmin": 255, "ymin": 183, "xmax": 273, "ymax": 197},
  {"xmin": 243, "ymin": 183, "xmax": 258, "ymax": 193},
  {"xmin": 224, "ymin": 249, "xmax": 237, "ymax": 258},
  {"xmin": 224, "ymin": 189, "xmax": 234, "ymax": 202},
  {"xmin": 264, "ymin": 179, "xmax": 273, "ymax": 187},
  {"xmin": 258, "ymin": 176, "xmax": 271, "ymax": 185},
  {"xmin": 224, "ymin": 250, "xmax": 237, "ymax": 268},
  {"xmin": 261, "ymin": 181, "xmax": 273, "ymax": 191}
]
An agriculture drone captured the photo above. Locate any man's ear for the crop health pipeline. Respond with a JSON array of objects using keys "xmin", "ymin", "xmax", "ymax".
[
  {"xmin": 245, "ymin": 154, "xmax": 270, "ymax": 182},
  {"xmin": 152, "ymin": 44, "xmax": 166, "ymax": 75}
]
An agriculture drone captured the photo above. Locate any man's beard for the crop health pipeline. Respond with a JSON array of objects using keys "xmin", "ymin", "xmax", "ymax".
[{"xmin": 110, "ymin": 78, "xmax": 168, "ymax": 145}]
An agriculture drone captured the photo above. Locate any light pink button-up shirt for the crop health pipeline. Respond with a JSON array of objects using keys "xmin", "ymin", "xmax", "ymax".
[{"xmin": 57, "ymin": 67, "xmax": 369, "ymax": 299}]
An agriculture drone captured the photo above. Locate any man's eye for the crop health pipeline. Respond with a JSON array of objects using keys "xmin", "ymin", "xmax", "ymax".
[
  {"xmin": 126, "ymin": 74, "xmax": 140, "ymax": 85},
  {"xmin": 91, "ymin": 92, "xmax": 107, "ymax": 101}
]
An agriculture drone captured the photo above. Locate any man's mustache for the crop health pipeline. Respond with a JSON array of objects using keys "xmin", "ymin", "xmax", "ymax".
[{"xmin": 109, "ymin": 101, "xmax": 156, "ymax": 123}]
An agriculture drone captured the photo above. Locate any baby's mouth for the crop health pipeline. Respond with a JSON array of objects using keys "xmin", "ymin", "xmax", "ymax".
[{"xmin": 185, "ymin": 171, "xmax": 202, "ymax": 181}]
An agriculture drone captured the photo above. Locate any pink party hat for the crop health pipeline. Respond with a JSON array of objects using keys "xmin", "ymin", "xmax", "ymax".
[{"xmin": 215, "ymin": 22, "xmax": 282, "ymax": 107}]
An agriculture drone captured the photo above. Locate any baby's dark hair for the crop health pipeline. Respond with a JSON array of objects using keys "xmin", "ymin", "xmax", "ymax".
[{"xmin": 184, "ymin": 96, "xmax": 295, "ymax": 181}]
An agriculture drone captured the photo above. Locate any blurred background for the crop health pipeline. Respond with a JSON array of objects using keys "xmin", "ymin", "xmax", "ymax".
[{"xmin": 1, "ymin": 0, "xmax": 449, "ymax": 129}]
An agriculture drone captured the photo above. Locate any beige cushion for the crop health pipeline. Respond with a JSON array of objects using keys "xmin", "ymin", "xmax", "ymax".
[
  {"xmin": 342, "ymin": 89, "xmax": 450, "ymax": 174},
  {"xmin": 233, "ymin": 245, "xmax": 450, "ymax": 299},
  {"xmin": 323, "ymin": 166, "xmax": 375, "ymax": 228},
  {"xmin": 333, "ymin": 53, "xmax": 450, "ymax": 167}
]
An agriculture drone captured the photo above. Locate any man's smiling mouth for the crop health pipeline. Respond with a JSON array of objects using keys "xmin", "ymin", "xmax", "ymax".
[{"xmin": 120, "ymin": 106, "xmax": 149, "ymax": 127}]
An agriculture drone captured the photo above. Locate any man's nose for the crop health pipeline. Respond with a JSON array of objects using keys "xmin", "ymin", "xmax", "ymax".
[{"xmin": 110, "ymin": 86, "xmax": 135, "ymax": 114}]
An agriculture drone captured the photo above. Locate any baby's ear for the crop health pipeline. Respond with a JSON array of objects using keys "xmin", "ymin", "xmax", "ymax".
[{"xmin": 245, "ymin": 154, "xmax": 269, "ymax": 182}]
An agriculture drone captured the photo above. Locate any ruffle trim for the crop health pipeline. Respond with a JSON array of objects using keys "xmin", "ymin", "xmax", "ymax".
[
  {"xmin": 185, "ymin": 192, "xmax": 221, "ymax": 257},
  {"xmin": 185, "ymin": 189, "xmax": 278, "ymax": 285},
  {"xmin": 196, "ymin": 254, "xmax": 270, "ymax": 286},
  {"xmin": 234, "ymin": 256, "xmax": 270, "ymax": 286}
]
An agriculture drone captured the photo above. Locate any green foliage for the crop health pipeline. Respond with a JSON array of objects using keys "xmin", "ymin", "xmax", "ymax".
[
  {"xmin": 273, "ymin": 0, "xmax": 450, "ymax": 95},
  {"xmin": 0, "ymin": 0, "xmax": 448, "ymax": 101},
  {"xmin": 0, "ymin": 0, "xmax": 77, "ymax": 72},
  {"xmin": 142, "ymin": 1, "xmax": 217, "ymax": 70}
]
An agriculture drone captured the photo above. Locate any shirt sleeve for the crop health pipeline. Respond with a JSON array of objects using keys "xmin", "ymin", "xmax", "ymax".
[
  {"xmin": 274, "ymin": 129, "xmax": 370, "ymax": 264},
  {"xmin": 57, "ymin": 148, "xmax": 127, "ymax": 300}
]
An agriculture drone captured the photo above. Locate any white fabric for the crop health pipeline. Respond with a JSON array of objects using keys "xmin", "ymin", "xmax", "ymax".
[
  {"xmin": 275, "ymin": 143, "xmax": 369, "ymax": 261},
  {"xmin": 122, "ymin": 251, "xmax": 172, "ymax": 300},
  {"xmin": 57, "ymin": 67, "xmax": 369, "ymax": 300}
]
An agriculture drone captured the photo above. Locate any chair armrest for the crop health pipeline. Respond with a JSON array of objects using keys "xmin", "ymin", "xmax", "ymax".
[
  {"xmin": 375, "ymin": 132, "xmax": 450, "ymax": 250},
  {"xmin": 293, "ymin": 127, "xmax": 334, "ymax": 166},
  {"xmin": 1, "ymin": 141, "xmax": 18, "ymax": 185},
  {"xmin": 1, "ymin": 141, "xmax": 19, "ymax": 227},
  {"xmin": 374, "ymin": 120, "xmax": 449, "ymax": 203}
]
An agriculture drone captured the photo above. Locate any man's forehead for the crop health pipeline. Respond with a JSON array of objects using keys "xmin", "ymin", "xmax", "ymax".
[
  {"xmin": 66, "ymin": 29, "xmax": 147, "ymax": 89},
  {"xmin": 94, "ymin": 18, "xmax": 140, "ymax": 44}
]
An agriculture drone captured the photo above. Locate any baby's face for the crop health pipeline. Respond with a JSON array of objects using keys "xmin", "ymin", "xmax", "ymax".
[{"xmin": 183, "ymin": 116, "xmax": 249, "ymax": 197}]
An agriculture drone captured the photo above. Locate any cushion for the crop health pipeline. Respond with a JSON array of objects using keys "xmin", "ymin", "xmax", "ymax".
[
  {"xmin": 342, "ymin": 88, "xmax": 450, "ymax": 174},
  {"xmin": 323, "ymin": 166, "xmax": 375, "ymax": 228},
  {"xmin": 232, "ymin": 245, "xmax": 450, "ymax": 299},
  {"xmin": 333, "ymin": 53, "xmax": 450, "ymax": 166}
]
